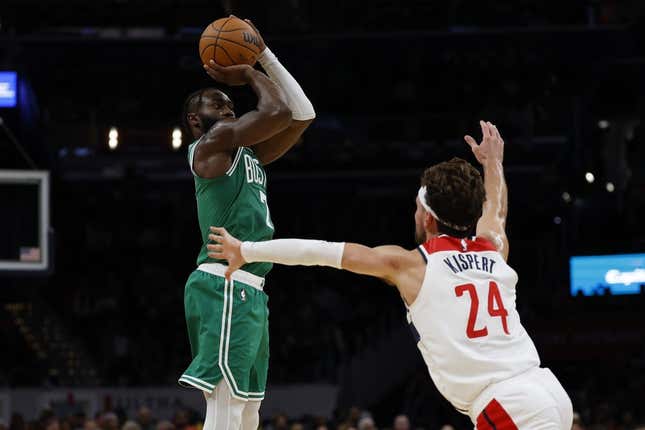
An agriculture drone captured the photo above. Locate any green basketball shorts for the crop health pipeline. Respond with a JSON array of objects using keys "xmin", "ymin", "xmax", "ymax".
[{"xmin": 178, "ymin": 263, "xmax": 269, "ymax": 401}]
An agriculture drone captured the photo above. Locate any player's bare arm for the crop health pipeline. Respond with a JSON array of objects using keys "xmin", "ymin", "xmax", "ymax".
[
  {"xmin": 465, "ymin": 121, "xmax": 509, "ymax": 260},
  {"xmin": 340, "ymin": 243, "xmax": 426, "ymax": 304},
  {"xmin": 242, "ymin": 19, "xmax": 316, "ymax": 166},
  {"xmin": 206, "ymin": 227, "xmax": 426, "ymax": 305},
  {"xmin": 193, "ymin": 63, "xmax": 292, "ymax": 178}
]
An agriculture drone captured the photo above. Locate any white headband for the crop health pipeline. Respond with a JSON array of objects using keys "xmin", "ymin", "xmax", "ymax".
[{"xmin": 417, "ymin": 186, "xmax": 471, "ymax": 232}]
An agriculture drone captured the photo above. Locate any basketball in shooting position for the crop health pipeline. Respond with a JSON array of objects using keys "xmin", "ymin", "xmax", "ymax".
[{"xmin": 199, "ymin": 16, "xmax": 262, "ymax": 67}]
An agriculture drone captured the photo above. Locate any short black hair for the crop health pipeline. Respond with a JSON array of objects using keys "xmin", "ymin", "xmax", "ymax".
[
  {"xmin": 181, "ymin": 88, "xmax": 211, "ymax": 137},
  {"xmin": 420, "ymin": 157, "xmax": 485, "ymax": 238}
]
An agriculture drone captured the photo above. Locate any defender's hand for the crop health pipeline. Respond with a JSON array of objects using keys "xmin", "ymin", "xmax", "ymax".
[
  {"xmin": 464, "ymin": 120, "xmax": 504, "ymax": 165},
  {"xmin": 204, "ymin": 61, "xmax": 254, "ymax": 86},
  {"xmin": 207, "ymin": 226, "xmax": 245, "ymax": 279},
  {"xmin": 243, "ymin": 18, "xmax": 267, "ymax": 52}
]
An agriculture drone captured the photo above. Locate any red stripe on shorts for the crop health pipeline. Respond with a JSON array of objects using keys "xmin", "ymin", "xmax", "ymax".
[
  {"xmin": 476, "ymin": 398, "xmax": 518, "ymax": 430},
  {"xmin": 476, "ymin": 411, "xmax": 494, "ymax": 430}
]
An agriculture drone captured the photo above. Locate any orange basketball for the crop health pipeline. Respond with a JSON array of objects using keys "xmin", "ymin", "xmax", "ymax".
[{"xmin": 199, "ymin": 17, "xmax": 262, "ymax": 67}]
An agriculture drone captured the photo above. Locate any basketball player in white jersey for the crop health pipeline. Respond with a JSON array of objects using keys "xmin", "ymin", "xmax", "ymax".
[{"xmin": 206, "ymin": 121, "xmax": 573, "ymax": 429}]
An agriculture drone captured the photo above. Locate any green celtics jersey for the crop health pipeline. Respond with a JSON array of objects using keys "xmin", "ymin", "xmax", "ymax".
[{"xmin": 188, "ymin": 140, "xmax": 274, "ymax": 277}]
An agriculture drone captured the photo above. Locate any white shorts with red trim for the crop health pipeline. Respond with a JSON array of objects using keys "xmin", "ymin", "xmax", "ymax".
[{"xmin": 469, "ymin": 367, "xmax": 573, "ymax": 430}]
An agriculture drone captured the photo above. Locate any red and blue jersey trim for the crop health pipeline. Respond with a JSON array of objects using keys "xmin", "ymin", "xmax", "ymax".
[{"xmin": 421, "ymin": 235, "xmax": 497, "ymax": 256}]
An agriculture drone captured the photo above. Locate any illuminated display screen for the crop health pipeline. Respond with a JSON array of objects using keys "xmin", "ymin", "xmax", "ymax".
[
  {"xmin": 0, "ymin": 71, "xmax": 17, "ymax": 108},
  {"xmin": 570, "ymin": 253, "xmax": 645, "ymax": 296}
]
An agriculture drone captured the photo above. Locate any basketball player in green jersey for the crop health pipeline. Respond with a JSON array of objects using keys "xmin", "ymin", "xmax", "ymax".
[{"xmin": 178, "ymin": 19, "xmax": 315, "ymax": 430}]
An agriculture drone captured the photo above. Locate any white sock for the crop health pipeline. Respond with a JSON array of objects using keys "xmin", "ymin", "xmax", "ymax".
[
  {"xmin": 203, "ymin": 380, "xmax": 246, "ymax": 430},
  {"xmin": 241, "ymin": 400, "xmax": 261, "ymax": 430}
]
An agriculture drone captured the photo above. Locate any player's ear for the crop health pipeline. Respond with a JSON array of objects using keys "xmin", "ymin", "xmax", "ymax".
[
  {"xmin": 187, "ymin": 113, "xmax": 200, "ymax": 129},
  {"xmin": 424, "ymin": 212, "xmax": 435, "ymax": 232}
]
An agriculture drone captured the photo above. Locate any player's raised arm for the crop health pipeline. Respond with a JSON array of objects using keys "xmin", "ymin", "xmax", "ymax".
[
  {"xmin": 243, "ymin": 19, "xmax": 316, "ymax": 165},
  {"xmin": 199, "ymin": 62, "xmax": 292, "ymax": 154},
  {"xmin": 206, "ymin": 227, "xmax": 422, "ymax": 300},
  {"xmin": 465, "ymin": 121, "xmax": 509, "ymax": 260}
]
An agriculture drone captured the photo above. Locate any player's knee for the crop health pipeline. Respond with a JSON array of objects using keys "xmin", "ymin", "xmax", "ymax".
[{"xmin": 241, "ymin": 401, "xmax": 261, "ymax": 430}]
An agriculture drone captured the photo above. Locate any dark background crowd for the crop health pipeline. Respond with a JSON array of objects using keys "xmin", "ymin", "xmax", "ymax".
[
  {"xmin": 0, "ymin": 403, "xmax": 623, "ymax": 430},
  {"xmin": 1, "ymin": 0, "xmax": 645, "ymax": 429}
]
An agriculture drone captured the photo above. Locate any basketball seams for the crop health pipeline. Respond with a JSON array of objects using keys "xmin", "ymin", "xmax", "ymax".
[
  {"xmin": 200, "ymin": 43, "xmax": 215, "ymax": 58},
  {"xmin": 221, "ymin": 17, "xmax": 243, "ymax": 32},
  {"xmin": 211, "ymin": 16, "xmax": 233, "ymax": 64},
  {"xmin": 208, "ymin": 27, "xmax": 250, "ymax": 33},
  {"xmin": 219, "ymin": 44, "xmax": 235, "ymax": 65},
  {"xmin": 217, "ymin": 36, "xmax": 261, "ymax": 55},
  {"xmin": 199, "ymin": 29, "xmax": 253, "ymax": 38}
]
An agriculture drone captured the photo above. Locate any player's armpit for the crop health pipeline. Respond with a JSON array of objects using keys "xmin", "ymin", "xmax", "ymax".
[{"xmin": 253, "ymin": 119, "xmax": 314, "ymax": 165}]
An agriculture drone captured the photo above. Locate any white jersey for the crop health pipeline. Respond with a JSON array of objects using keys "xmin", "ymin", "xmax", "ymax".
[{"xmin": 407, "ymin": 235, "xmax": 540, "ymax": 415}]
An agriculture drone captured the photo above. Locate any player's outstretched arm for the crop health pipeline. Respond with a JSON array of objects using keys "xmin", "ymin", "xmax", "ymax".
[
  {"xmin": 200, "ymin": 62, "xmax": 292, "ymax": 154},
  {"xmin": 206, "ymin": 227, "xmax": 410, "ymax": 285},
  {"xmin": 465, "ymin": 121, "xmax": 509, "ymax": 260},
  {"xmin": 243, "ymin": 19, "xmax": 315, "ymax": 165}
]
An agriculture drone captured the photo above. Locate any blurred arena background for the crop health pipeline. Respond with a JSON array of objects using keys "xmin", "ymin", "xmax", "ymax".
[{"xmin": 1, "ymin": 1, "xmax": 644, "ymax": 429}]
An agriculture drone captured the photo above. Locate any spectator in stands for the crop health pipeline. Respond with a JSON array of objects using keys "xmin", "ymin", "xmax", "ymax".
[
  {"xmin": 154, "ymin": 422, "xmax": 174, "ymax": 430},
  {"xmin": 83, "ymin": 421, "xmax": 97, "ymax": 430},
  {"xmin": 135, "ymin": 408, "xmax": 153, "ymax": 430},
  {"xmin": 392, "ymin": 415, "xmax": 410, "ymax": 430},
  {"xmin": 268, "ymin": 414, "xmax": 288, "ymax": 430},
  {"xmin": 99, "ymin": 413, "xmax": 118, "ymax": 430},
  {"xmin": 348, "ymin": 407, "xmax": 361, "ymax": 428},
  {"xmin": 9, "ymin": 413, "xmax": 25, "ymax": 430},
  {"xmin": 313, "ymin": 415, "xmax": 329, "ymax": 430},
  {"xmin": 68, "ymin": 413, "xmax": 85, "ymax": 430},
  {"xmin": 39, "ymin": 411, "xmax": 59, "ymax": 430},
  {"xmin": 572, "ymin": 412, "xmax": 584, "ymax": 430},
  {"xmin": 290, "ymin": 423, "xmax": 304, "ymax": 430},
  {"xmin": 439, "ymin": 426, "xmax": 455, "ymax": 430},
  {"xmin": 357, "ymin": 417, "xmax": 376, "ymax": 430},
  {"xmin": 121, "ymin": 421, "xmax": 140, "ymax": 430},
  {"xmin": 171, "ymin": 411, "xmax": 197, "ymax": 430}
]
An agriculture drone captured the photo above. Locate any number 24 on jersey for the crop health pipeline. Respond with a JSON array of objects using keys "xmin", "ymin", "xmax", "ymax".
[{"xmin": 455, "ymin": 281, "xmax": 510, "ymax": 339}]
